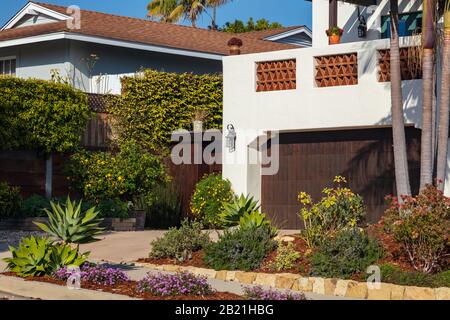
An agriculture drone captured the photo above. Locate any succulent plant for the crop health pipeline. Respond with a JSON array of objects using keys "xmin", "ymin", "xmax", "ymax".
[
  {"xmin": 34, "ymin": 197, "xmax": 104, "ymax": 244},
  {"xmin": 4, "ymin": 236, "xmax": 88, "ymax": 277},
  {"xmin": 220, "ymin": 194, "xmax": 260, "ymax": 227}
]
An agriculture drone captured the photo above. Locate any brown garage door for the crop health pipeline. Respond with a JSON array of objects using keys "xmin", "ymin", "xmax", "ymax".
[{"xmin": 261, "ymin": 127, "xmax": 420, "ymax": 229}]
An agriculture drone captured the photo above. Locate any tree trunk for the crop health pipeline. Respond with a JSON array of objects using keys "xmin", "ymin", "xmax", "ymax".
[
  {"xmin": 436, "ymin": 8, "xmax": 450, "ymax": 190},
  {"xmin": 390, "ymin": 0, "xmax": 412, "ymax": 198},
  {"xmin": 421, "ymin": 49, "xmax": 435, "ymax": 187},
  {"xmin": 420, "ymin": 0, "xmax": 437, "ymax": 189}
]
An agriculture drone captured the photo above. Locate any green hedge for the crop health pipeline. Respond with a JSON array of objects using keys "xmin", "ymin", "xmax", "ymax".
[
  {"xmin": 108, "ymin": 70, "xmax": 223, "ymax": 151},
  {"xmin": 0, "ymin": 77, "xmax": 90, "ymax": 154}
]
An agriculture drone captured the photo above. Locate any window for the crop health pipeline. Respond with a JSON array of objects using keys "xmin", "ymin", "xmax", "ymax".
[
  {"xmin": 0, "ymin": 57, "xmax": 16, "ymax": 75},
  {"xmin": 381, "ymin": 11, "xmax": 423, "ymax": 39}
]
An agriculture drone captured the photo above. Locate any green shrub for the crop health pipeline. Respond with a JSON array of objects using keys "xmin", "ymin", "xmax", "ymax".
[
  {"xmin": 145, "ymin": 184, "xmax": 182, "ymax": 229},
  {"xmin": 365, "ymin": 264, "xmax": 450, "ymax": 288},
  {"xmin": 0, "ymin": 182, "xmax": 21, "ymax": 218},
  {"xmin": 220, "ymin": 194, "xmax": 260, "ymax": 227},
  {"xmin": 298, "ymin": 176, "xmax": 366, "ymax": 248},
  {"xmin": 66, "ymin": 141, "xmax": 168, "ymax": 201},
  {"xmin": 19, "ymin": 195, "xmax": 50, "ymax": 217},
  {"xmin": 108, "ymin": 70, "xmax": 222, "ymax": 152},
  {"xmin": 190, "ymin": 173, "xmax": 233, "ymax": 228},
  {"xmin": 34, "ymin": 197, "xmax": 104, "ymax": 244},
  {"xmin": 204, "ymin": 227, "xmax": 277, "ymax": 271},
  {"xmin": 3, "ymin": 236, "xmax": 88, "ymax": 277},
  {"xmin": 94, "ymin": 198, "xmax": 130, "ymax": 219},
  {"xmin": 268, "ymin": 241, "xmax": 301, "ymax": 272},
  {"xmin": 150, "ymin": 220, "xmax": 210, "ymax": 262},
  {"xmin": 310, "ymin": 228, "xmax": 384, "ymax": 279},
  {"xmin": 383, "ymin": 184, "xmax": 450, "ymax": 274},
  {"xmin": 0, "ymin": 77, "xmax": 90, "ymax": 154},
  {"xmin": 20, "ymin": 195, "xmax": 129, "ymax": 219}
]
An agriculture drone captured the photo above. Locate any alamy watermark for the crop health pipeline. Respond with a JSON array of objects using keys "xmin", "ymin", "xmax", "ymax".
[
  {"xmin": 66, "ymin": 5, "xmax": 81, "ymax": 30},
  {"xmin": 170, "ymin": 129, "xmax": 280, "ymax": 176}
]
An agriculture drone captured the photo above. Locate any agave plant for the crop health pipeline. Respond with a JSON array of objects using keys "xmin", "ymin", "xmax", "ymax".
[
  {"xmin": 34, "ymin": 197, "xmax": 104, "ymax": 244},
  {"xmin": 239, "ymin": 211, "xmax": 278, "ymax": 239},
  {"xmin": 48, "ymin": 243, "xmax": 89, "ymax": 272},
  {"xmin": 220, "ymin": 194, "xmax": 261, "ymax": 227},
  {"xmin": 4, "ymin": 236, "xmax": 51, "ymax": 277},
  {"xmin": 3, "ymin": 236, "xmax": 88, "ymax": 277}
]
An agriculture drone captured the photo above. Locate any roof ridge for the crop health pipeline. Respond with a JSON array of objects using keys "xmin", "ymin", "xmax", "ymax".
[{"xmin": 32, "ymin": 1, "xmax": 230, "ymax": 35}]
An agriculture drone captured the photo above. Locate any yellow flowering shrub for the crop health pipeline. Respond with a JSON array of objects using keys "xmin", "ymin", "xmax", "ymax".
[
  {"xmin": 190, "ymin": 173, "xmax": 233, "ymax": 228},
  {"xmin": 298, "ymin": 176, "xmax": 365, "ymax": 248},
  {"xmin": 65, "ymin": 141, "xmax": 168, "ymax": 201}
]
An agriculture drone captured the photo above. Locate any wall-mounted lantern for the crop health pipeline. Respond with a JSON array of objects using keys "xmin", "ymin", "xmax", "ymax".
[
  {"xmin": 225, "ymin": 124, "xmax": 236, "ymax": 153},
  {"xmin": 357, "ymin": 7, "xmax": 367, "ymax": 38}
]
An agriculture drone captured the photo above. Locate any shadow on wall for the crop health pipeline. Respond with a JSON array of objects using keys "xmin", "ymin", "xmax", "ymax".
[
  {"xmin": 340, "ymin": 128, "xmax": 421, "ymax": 223},
  {"xmin": 340, "ymin": 0, "xmax": 422, "ymax": 44}
]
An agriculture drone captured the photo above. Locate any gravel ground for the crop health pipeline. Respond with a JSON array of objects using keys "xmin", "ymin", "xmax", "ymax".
[{"xmin": 0, "ymin": 231, "xmax": 45, "ymax": 246}]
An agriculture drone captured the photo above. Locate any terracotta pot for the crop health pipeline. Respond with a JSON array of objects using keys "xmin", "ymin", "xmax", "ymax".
[
  {"xmin": 131, "ymin": 210, "xmax": 146, "ymax": 231},
  {"xmin": 193, "ymin": 120, "xmax": 203, "ymax": 132},
  {"xmin": 329, "ymin": 34, "xmax": 341, "ymax": 45},
  {"xmin": 229, "ymin": 45, "xmax": 241, "ymax": 55}
]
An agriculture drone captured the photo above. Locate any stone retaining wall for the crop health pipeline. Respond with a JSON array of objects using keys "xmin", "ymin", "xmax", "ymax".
[{"xmin": 135, "ymin": 262, "xmax": 450, "ymax": 300}]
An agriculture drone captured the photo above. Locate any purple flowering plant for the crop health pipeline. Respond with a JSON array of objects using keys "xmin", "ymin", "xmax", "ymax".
[
  {"xmin": 243, "ymin": 286, "xmax": 306, "ymax": 300},
  {"xmin": 136, "ymin": 272, "xmax": 214, "ymax": 297},
  {"xmin": 53, "ymin": 263, "xmax": 129, "ymax": 286}
]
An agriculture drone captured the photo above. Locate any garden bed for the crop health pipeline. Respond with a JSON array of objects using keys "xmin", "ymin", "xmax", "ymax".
[
  {"xmin": 2, "ymin": 272, "xmax": 243, "ymax": 301},
  {"xmin": 139, "ymin": 225, "xmax": 450, "ymax": 290}
]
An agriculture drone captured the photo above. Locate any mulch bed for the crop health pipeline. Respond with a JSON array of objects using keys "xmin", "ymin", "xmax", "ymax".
[
  {"xmin": 138, "ymin": 250, "xmax": 206, "ymax": 268},
  {"xmin": 258, "ymin": 235, "xmax": 312, "ymax": 275},
  {"xmin": 2, "ymin": 272, "xmax": 243, "ymax": 300}
]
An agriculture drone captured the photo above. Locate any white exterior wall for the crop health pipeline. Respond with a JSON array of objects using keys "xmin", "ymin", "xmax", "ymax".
[
  {"xmin": 312, "ymin": 0, "xmax": 423, "ymax": 48},
  {"xmin": 222, "ymin": 37, "xmax": 425, "ymax": 199}
]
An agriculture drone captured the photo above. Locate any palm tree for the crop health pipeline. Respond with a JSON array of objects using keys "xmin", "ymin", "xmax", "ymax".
[
  {"xmin": 436, "ymin": 0, "xmax": 450, "ymax": 190},
  {"xmin": 420, "ymin": 0, "xmax": 437, "ymax": 189},
  {"xmin": 208, "ymin": 0, "xmax": 231, "ymax": 30},
  {"xmin": 147, "ymin": 0, "xmax": 230, "ymax": 28},
  {"xmin": 389, "ymin": 0, "xmax": 412, "ymax": 198}
]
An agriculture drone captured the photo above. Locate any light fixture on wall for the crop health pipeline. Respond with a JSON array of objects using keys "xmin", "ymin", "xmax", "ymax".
[
  {"xmin": 225, "ymin": 124, "xmax": 236, "ymax": 153},
  {"xmin": 357, "ymin": 7, "xmax": 367, "ymax": 38}
]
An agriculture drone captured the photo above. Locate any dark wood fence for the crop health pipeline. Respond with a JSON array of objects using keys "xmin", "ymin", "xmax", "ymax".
[{"xmin": 0, "ymin": 132, "xmax": 222, "ymax": 218}]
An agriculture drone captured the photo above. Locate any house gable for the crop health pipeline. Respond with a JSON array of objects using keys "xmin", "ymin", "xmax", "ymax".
[
  {"xmin": 263, "ymin": 27, "xmax": 313, "ymax": 47},
  {"xmin": 1, "ymin": 2, "xmax": 69, "ymax": 30}
]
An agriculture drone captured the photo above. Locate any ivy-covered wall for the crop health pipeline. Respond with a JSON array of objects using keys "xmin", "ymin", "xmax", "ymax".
[
  {"xmin": 0, "ymin": 76, "xmax": 90, "ymax": 155},
  {"xmin": 108, "ymin": 70, "xmax": 223, "ymax": 151}
]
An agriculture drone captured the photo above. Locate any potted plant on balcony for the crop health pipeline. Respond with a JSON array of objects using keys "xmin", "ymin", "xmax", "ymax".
[
  {"xmin": 192, "ymin": 109, "xmax": 209, "ymax": 132},
  {"xmin": 227, "ymin": 37, "xmax": 243, "ymax": 55},
  {"xmin": 326, "ymin": 27, "xmax": 344, "ymax": 45}
]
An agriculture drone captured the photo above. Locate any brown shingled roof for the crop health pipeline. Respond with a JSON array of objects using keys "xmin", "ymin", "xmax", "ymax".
[
  {"xmin": 240, "ymin": 26, "xmax": 310, "ymax": 40},
  {"xmin": 0, "ymin": 2, "xmax": 297, "ymax": 56}
]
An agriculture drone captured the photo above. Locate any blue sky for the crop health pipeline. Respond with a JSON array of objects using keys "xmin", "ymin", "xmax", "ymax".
[{"xmin": 0, "ymin": 0, "xmax": 312, "ymax": 30}]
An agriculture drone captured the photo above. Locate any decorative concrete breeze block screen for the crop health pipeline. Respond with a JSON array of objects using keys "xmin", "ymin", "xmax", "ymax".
[
  {"xmin": 314, "ymin": 53, "xmax": 358, "ymax": 88},
  {"xmin": 256, "ymin": 59, "xmax": 296, "ymax": 92},
  {"xmin": 378, "ymin": 47, "xmax": 422, "ymax": 82}
]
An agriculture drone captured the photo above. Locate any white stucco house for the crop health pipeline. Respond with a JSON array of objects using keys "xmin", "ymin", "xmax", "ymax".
[
  {"xmin": 221, "ymin": 0, "xmax": 448, "ymax": 227},
  {"xmin": 0, "ymin": 1, "xmax": 312, "ymax": 94}
]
